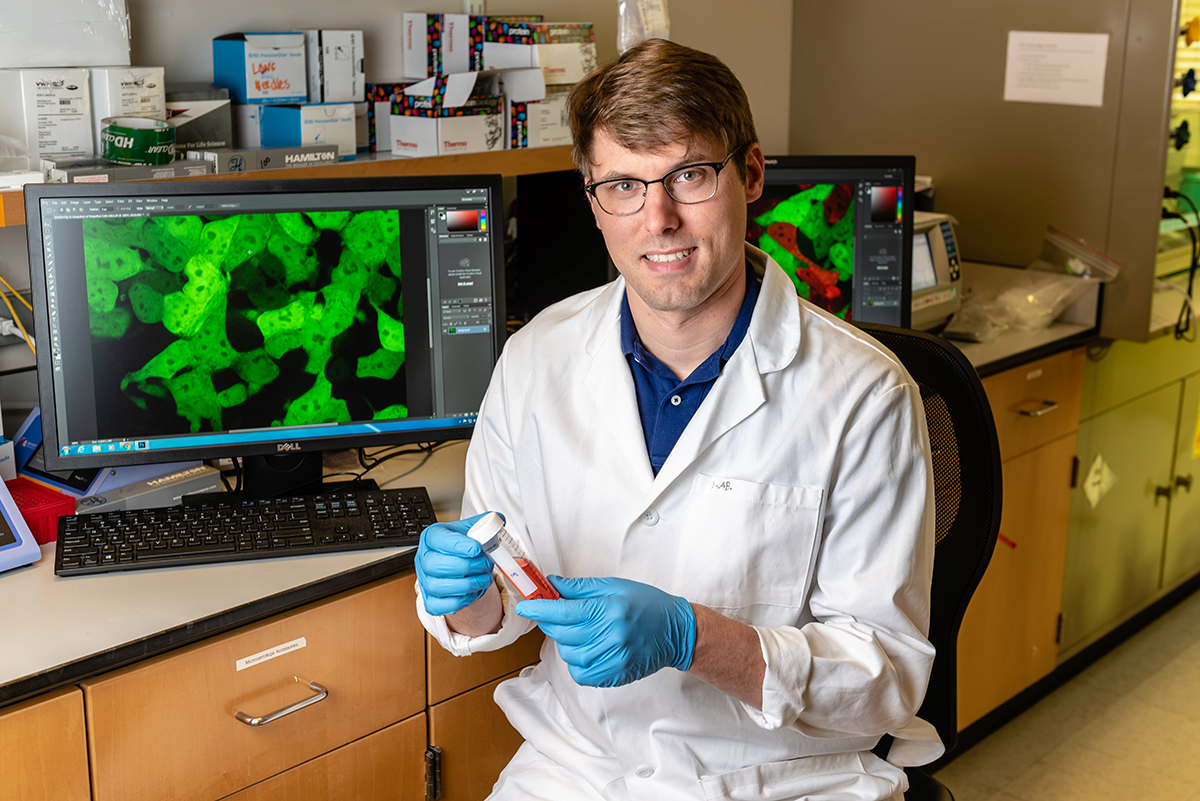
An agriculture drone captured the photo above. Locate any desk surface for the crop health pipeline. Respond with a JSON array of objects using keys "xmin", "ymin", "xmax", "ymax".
[
  {"xmin": 0, "ymin": 272, "xmax": 1094, "ymax": 708},
  {"xmin": 0, "ymin": 442, "xmax": 469, "ymax": 707}
]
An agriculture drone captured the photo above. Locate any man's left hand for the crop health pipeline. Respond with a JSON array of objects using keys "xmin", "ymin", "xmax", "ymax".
[{"xmin": 515, "ymin": 576, "xmax": 697, "ymax": 687}]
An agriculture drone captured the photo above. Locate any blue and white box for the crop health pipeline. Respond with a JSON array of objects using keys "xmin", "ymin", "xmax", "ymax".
[
  {"xmin": 260, "ymin": 102, "xmax": 356, "ymax": 160},
  {"xmin": 212, "ymin": 33, "xmax": 308, "ymax": 105}
]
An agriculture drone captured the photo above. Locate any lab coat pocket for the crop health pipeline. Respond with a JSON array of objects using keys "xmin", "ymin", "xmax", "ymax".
[
  {"xmin": 699, "ymin": 751, "xmax": 905, "ymax": 801},
  {"xmin": 678, "ymin": 474, "xmax": 823, "ymax": 624}
]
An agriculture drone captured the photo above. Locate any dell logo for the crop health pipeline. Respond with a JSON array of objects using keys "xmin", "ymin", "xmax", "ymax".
[{"xmin": 277, "ymin": 442, "xmax": 302, "ymax": 452}]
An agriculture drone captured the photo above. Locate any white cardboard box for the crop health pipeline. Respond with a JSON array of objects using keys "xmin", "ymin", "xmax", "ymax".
[
  {"xmin": 260, "ymin": 102, "xmax": 356, "ymax": 160},
  {"xmin": 233, "ymin": 104, "xmax": 262, "ymax": 148},
  {"xmin": 513, "ymin": 84, "xmax": 572, "ymax": 149},
  {"xmin": 391, "ymin": 72, "xmax": 504, "ymax": 158},
  {"xmin": 0, "ymin": 68, "xmax": 93, "ymax": 158},
  {"xmin": 484, "ymin": 22, "xmax": 596, "ymax": 85},
  {"xmin": 300, "ymin": 30, "xmax": 365, "ymax": 103},
  {"xmin": 89, "ymin": 67, "xmax": 167, "ymax": 157},
  {"xmin": 0, "ymin": 0, "xmax": 130, "ymax": 69},
  {"xmin": 212, "ymin": 33, "xmax": 308, "ymax": 105}
]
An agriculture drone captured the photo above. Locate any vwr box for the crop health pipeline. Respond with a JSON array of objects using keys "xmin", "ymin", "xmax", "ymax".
[
  {"xmin": 89, "ymin": 66, "xmax": 167, "ymax": 157},
  {"xmin": 213, "ymin": 33, "xmax": 308, "ymax": 105},
  {"xmin": 0, "ymin": 68, "xmax": 93, "ymax": 158}
]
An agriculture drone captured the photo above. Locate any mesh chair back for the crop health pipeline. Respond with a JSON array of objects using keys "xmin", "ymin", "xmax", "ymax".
[{"xmin": 854, "ymin": 323, "xmax": 1002, "ymax": 755}]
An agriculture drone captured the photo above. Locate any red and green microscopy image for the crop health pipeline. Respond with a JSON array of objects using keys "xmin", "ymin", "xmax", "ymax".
[
  {"xmin": 747, "ymin": 183, "xmax": 855, "ymax": 318},
  {"xmin": 82, "ymin": 209, "xmax": 408, "ymax": 437}
]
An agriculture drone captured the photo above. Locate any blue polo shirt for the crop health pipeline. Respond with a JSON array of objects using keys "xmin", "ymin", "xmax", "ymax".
[{"xmin": 620, "ymin": 267, "xmax": 760, "ymax": 474}]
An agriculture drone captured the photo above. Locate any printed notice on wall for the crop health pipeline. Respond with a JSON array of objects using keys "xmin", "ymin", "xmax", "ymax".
[{"xmin": 1004, "ymin": 31, "xmax": 1110, "ymax": 108}]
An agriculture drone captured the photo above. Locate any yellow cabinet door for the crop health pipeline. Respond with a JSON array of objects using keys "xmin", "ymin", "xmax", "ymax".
[
  {"xmin": 1163, "ymin": 373, "xmax": 1200, "ymax": 590},
  {"xmin": 1061, "ymin": 384, "xmax": 1180, "ymax": 655},
  {"xmin": 956, "ymin": 435, "xmax": 1077, "ymax": 728},
  {"xmin": 0, "ymin": 686, "xmax": 90, "ymax": 801}
]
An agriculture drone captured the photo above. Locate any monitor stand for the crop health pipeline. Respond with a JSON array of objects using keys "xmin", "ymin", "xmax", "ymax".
[{"xmin": 236, "ymin": 453, "xmax": 377, "ymax": 501}]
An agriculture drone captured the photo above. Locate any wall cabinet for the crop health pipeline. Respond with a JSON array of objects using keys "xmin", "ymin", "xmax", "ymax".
[
  {"xmin": 957, "ymin": 347, "xmax": 1085, "ymax": 728},
  {"xmin": 1060, "ymin": 335, "xmax": 1200, "ymax": 657}
]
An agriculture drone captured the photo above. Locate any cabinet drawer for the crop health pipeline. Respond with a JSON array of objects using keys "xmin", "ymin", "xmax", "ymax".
[
  {"xmin": 221, "ymin": 713, "xmax": 427, "ymax": 801},
  {"xmin": 0, "ymin": 686, "xmax": 90, "ymax": 801},
  {"xmin": 427, "ymin": 628, "xmax": 544, "ymax": 704},
  {"xmin": 981, "ymin": 347, "xmax": 1085, "ymax": 461},
  {"xmin": 81, "ymin": 573, "xmax": 424, "ymax": 801},
  {"xmin": 429, "ymin": 671, "xmax": 526, "ymax": 801}
]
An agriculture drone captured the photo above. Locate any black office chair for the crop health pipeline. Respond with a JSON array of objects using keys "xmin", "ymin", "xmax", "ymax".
[{"xmin": 854, "ymin": 322, "xmax": 1003, "ymax": 801}]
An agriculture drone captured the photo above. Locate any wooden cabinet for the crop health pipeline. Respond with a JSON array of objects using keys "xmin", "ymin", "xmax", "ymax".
[
  {"xmin": 0, "ymin": 686, "xmax": 90, "ymax": 801},
  {"xmin": 425, "ymin": 628, "xmax": 544, "ymax": 800},
  {"xmin": 80, "ymin": 573, "xmax": 425, "ymax": 801},
  {"xmin": 221, "ymin": 714, "xmax": 428, "ymax": 801},
  {"xmin": 957, "ymin": 347, "xmax": 1085, "ymax": 728}
]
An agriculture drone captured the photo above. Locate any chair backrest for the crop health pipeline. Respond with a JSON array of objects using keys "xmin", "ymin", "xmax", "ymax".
[{"xmin": 854, "ymin": 322, "xmax": 1002, "ymax": 755}]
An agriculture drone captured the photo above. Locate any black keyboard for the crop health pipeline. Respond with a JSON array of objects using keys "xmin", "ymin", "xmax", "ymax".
[{"xmin": 53, "ymin": 486, "xmax": 437, "ymax": 577}]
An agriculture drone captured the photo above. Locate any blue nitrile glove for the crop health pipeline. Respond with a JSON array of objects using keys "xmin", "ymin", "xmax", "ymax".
[
  {"xmin": 415, "ymin": 512, "xmax": 498, "ymax": 617},
  {"xmin": 515, "ymin": 576, "xmax": 697, "ymax": 687}
]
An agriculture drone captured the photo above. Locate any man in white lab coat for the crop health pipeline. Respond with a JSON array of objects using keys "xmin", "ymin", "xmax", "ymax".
[{"xmin": 415, "ymin": 38, "xmax": 941, "ymax": 801}]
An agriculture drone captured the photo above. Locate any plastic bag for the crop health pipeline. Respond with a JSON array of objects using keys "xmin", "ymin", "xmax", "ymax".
[
  {"xmin": 995, "ymin": 271, "xmax": 1100, "ymax": 332},
  {"xmin": 0, "ymin": 134, "xmax": 31, "ymax": 159},
  {"xmin": 617, "ymin": 0, "xmax": 670, "ymax": 53}
]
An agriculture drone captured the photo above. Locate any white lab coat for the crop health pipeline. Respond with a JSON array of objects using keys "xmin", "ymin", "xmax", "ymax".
[{"xmin": 418, "ymin": 245, "xmax": 942, "ymax": 801}]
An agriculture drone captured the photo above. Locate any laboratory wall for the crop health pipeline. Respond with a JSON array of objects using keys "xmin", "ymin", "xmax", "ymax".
[{"xmin": 788, "ymin": 0, "xmax": 1176, "ymax": 341}]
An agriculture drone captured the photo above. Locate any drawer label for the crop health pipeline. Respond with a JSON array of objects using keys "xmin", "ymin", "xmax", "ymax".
[{"xmin": 237, "ymin": 637, "xmax": 308, "ymax": 671}]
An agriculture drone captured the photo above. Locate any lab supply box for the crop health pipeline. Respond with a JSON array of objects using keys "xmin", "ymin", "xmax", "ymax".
[
  {"xmin": 390, "ymin": 73, "xmax": 505, "ymax": 158},
  {"xmin": 212, "ymin": 33, "xmax": 308, "ymax": 105},
  {"xmin": 165, "ymin": 85, "xmax": 233, "ymax": 157},
  {"xmin": 187, "ymin": 144, "xmax": 340, "ymax": 173},
  {"xmin": 484, "ymin": 21, "xmax": 597, "ymax": 85},
  {"xmin": 511, "ymin": 84, "xmax": 572, "ymax": 149},
  {"xmin": 89, "ymin": 67, "xmax": 167, "ymax": 157},
  {"xmin": 0, "ymin": 0, "xmax": 130, "ymax": 69},
  {"xmin": 301, "ymin": 29, "xmax": 365, "ymax": 103},
  {"xmin": 259, "ymin": 103, "xmax": 356, "ymax": 160},
  {"xmin": 0, "ymin": 68, "xmax": 93, "ymax": 159},
  {"xmin": 367, "ymin": 81, "xmax": 415, "ymax": 153}
]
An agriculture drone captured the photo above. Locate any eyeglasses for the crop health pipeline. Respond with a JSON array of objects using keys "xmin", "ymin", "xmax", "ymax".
[{"xmin": 584, "ymin": 147, "xmax": 743, "ymax": 216}]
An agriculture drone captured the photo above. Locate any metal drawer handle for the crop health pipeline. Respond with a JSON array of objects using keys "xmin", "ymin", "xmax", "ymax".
[
  {"xmin": 1018, "ymin": 400, "xmax": 1060, "ymax": 418},
  {"xmin": 1177, "ymin": 474, "xmax": 1194, "ymax": 493},
  {"xmin": 235, "ymin": 679, "xmax": 328, "ymax": 727}
]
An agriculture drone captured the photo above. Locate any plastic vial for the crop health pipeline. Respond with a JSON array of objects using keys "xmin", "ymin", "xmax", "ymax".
[{"xmin": 467, "ymin": 513, "xmax": 560, "ymax": 600}]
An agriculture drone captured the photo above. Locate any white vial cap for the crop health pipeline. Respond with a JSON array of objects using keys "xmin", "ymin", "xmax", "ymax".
[{"xmin": 466, "ymin": 512, "xmax": 505, "ymax": 545}]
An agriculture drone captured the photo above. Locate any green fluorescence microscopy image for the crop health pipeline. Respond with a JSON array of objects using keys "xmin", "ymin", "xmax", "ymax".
[{"xmin": 82, "ymin": 208, "xmax": 408, "ymax": 438}]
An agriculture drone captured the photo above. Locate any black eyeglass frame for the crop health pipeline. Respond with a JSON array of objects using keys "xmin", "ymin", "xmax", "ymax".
[{"xmin": 583, "ymin": 146, "xmax": 745, "ymax": 216}]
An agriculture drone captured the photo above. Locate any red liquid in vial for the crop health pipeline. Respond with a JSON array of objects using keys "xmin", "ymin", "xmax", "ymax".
[{"xmin": 514, "ymin": 558, "xmax": 560, "ymax": 600}]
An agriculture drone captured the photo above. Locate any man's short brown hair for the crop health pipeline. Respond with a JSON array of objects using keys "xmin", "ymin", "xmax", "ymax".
[{"xmin": 567, "ymin": 38, "xmax": 758, "ymax": 181}]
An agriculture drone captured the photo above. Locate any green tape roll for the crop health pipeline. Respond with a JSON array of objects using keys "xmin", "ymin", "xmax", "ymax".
[{"xmin": 100, "ymin": 117, "xmax": 176, "ymax": 165}]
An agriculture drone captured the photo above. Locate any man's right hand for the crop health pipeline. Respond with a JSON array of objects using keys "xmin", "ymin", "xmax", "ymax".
[{"xmin": 415, "ymin": 512, "xmax": 498, "ymax": 617}]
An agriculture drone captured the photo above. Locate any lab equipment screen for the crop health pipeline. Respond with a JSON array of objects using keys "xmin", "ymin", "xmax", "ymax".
[
  {"xmin": 25, "ymin": 175, "xmax": 505, "ymax": 475},
  {"xmin": 749, "ymin": 156, "xmax": 915, "ymax": 327},
  {"xmin": 912, "ymin": 231, "xmax": 938, "ymax": 291}
]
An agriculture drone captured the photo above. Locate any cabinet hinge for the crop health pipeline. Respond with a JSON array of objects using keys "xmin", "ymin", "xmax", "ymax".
[
  {"xmin": 1070, "ymin": 456, "xmax": 1080, "ymax": 489},
  {"xmin": 1056, "ymin": 613, "xmax": 1063, "ymax": 645},
  {"xmin": 425, "ymin": 745, "xmax": 443, "ymax": 801}
]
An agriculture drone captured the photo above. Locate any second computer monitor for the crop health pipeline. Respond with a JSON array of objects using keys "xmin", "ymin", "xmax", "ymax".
[{"xmin": 750, "ymin": 155, "xmax": 915, "ymax": 328}]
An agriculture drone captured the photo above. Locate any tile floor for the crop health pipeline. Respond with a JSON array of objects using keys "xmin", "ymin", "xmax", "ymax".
[{"xmin": 932, "ymin": 588, "xmax": 1200, "ymax": 800}]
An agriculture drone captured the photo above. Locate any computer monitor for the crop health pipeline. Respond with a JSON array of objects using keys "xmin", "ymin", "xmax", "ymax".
[
  {"xmin": 24, "ymin": 174, "xmax": 506, "ymax": 499},
  {"xmin": 749, "ymin": 155, "xmax": 915, "ymax": 328}
]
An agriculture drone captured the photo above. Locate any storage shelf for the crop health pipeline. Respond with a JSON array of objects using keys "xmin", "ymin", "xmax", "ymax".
[{"xmin": 0, "ymin": 146, "xmax": 576, "ymax": 228}]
